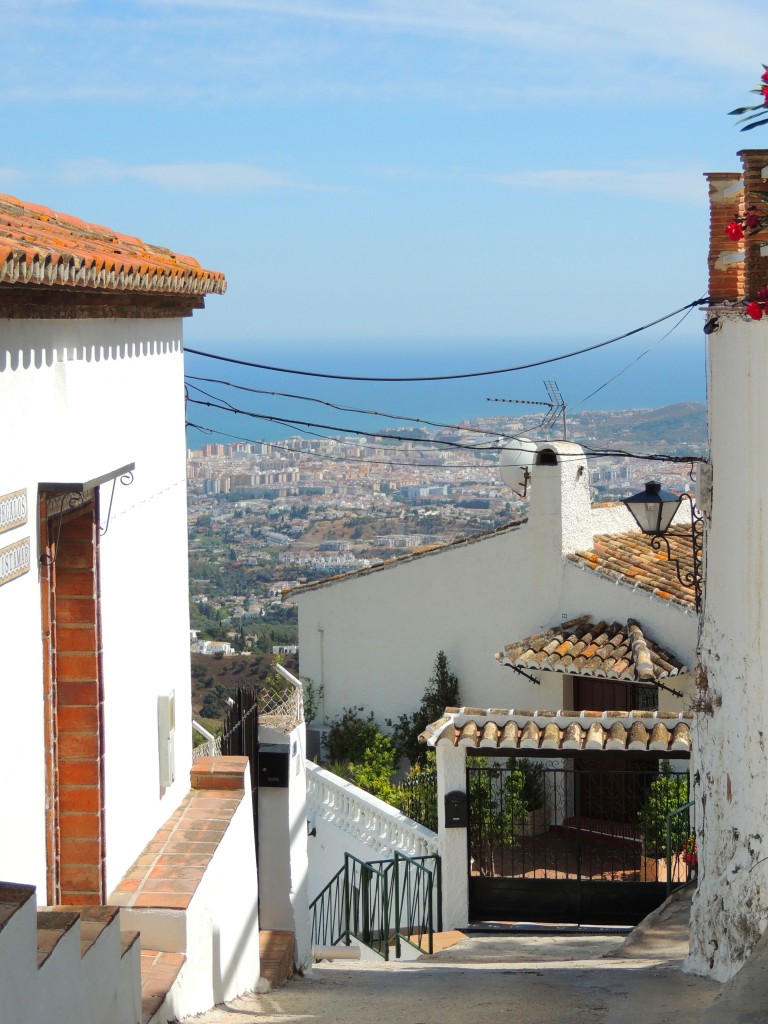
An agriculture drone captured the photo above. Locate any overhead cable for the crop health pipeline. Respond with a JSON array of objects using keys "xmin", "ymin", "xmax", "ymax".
[{"xmin": 185, "ymin": 298, "xmax": 707, "ymax": 383}]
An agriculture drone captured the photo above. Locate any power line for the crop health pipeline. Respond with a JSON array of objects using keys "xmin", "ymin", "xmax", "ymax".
[
  {"xmin": 185, "ymin": 393, "xmax": 514, "ymax": 451},
  {"xmin": 185, "ymin": 374, "xmax": 525, "ymax": 441},
  {"xmin": 184, "ymin": 298, "xmax": 707, "ymax": 383},
  {"xmin": 574, "ymin": 303, "xmax": 698, "ymax": 408}
]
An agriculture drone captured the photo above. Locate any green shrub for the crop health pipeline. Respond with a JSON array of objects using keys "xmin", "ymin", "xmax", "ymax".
[
  {"xmin": 349, "ymin": 733, "xmax": 399, "ymax": 804},
  {"xmin": 325, "ymin": 706, "xmax": 380, "ymax": 764},
  {"xmin": 388, "ymin": 651, "xmax": 460, "ymax": 766},
  {"xmin": 638, "ymin": 762, "xmax": 689, "ymax": 858}
]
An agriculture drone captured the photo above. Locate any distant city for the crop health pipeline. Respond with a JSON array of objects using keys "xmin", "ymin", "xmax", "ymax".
[{"xmin": 186, "ymin": 403, "xmax": 706, "ymax": 638}]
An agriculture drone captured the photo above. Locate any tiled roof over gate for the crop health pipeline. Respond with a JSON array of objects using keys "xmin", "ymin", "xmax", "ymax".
[
  {"xmin": 0, "ymin": 193, "xmax": 226, "ymax": 297},
  {"xmin": 419, "ymin": 707, "xmax": 693, "ymax": 754},
  {"xmin": 496, "ymin": 615, "xmax": 686, "ymax": 683}
]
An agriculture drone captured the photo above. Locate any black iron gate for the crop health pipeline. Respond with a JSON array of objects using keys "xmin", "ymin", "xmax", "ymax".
[
  {"xmin": 467, "ymin": 754, "xmax": 694, "ymax": 925},
  {"xmin": 220, "ymin": 686, "xmax": 260, "ymax": 855}
]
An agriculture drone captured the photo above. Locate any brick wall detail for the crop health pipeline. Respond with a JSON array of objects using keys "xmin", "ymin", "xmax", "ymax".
[{"xmin": 50, "ymin": 505, "xmax": 105, "ymax": 905}]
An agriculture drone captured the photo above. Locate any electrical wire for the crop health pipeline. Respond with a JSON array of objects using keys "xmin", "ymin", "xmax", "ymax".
[
  {"xmin": 185, "ymin": 374, "xmax": 526, "ymax": 441},
  {"xmin": 185, "ymin": 393, "xmax": 516, "ymax": 452},
  {"xmin": 184, "ymin": 298, "xmax": 707, "ymax": 383},
  {"xmin": 185, "ymin": 383, "xmax": 504, "ymax": 457},
  {"xmin": 574, "ymin": 303, "xmax": 698, "ymax": 408}
]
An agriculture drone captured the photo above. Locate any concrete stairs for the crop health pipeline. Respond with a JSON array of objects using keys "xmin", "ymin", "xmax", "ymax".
[{"xmin": 0, "ymin": 882, "xmax": 142, "ymax": 1024}]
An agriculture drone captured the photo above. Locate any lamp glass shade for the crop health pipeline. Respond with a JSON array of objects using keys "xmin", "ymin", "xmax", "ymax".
[{"xmin": 622, "ymin": 481, "xmax": 681, "ymax": 536}]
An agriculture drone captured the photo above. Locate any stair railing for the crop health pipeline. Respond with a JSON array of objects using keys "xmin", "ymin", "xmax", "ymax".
[{"xmin": 310, "ymin": 852, "xmax": 442, "ymax": 960}]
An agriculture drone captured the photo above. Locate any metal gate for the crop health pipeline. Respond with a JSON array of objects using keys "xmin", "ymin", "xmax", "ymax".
[
  {"xmin": 220, "ymin": 686, "xmax": 260, "ymax": 855},
  {"xmin": 467, "ymin": 754, "xmax": 694, "ymax": 925}
]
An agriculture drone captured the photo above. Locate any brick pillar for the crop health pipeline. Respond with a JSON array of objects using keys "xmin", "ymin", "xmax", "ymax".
[
  {"xmin": 705, "ymin": 172, "xmax": 745, "ymax": 303},
  {"xmin": 54, "ymin": 505, "xmax": 105, "ymax": 905},
  {"xmin": 739, "ymin": 149, "xmax": 768, "ymax": 300}
]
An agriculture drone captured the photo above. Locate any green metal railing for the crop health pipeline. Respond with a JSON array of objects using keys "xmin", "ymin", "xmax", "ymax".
[
  {"xmin": 665, "ymin": 799, "xmax": 697, "ymax": 896},
  {"xmin": 393, "ymin": 852, "xmax": 442, "ymax": 956},
  {"xmin": 309, "ymin": 852, "xmax": 442, "ymax": 960}
]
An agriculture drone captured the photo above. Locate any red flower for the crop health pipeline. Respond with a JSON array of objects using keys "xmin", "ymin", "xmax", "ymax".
[
  {"xmin": 763, "ymin": 69, "xmax": 768, "ymax": 83},
  {"xmin": 746, "ymin": 212, "xmax": 762, "ymax": 229},
  {"xmin": 746, "ymin": 301, "xmax": 764, "ymax": 320},
  {"xmin": 763, "ymin": 86, "xmax": 768, "ymax": 104},
  {"xmin": 727, "ymin": 221, "xmax": 745, "ymax": 241}
]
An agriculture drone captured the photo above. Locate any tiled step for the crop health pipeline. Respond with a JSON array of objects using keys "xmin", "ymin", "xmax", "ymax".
[
  {"xmin": 45, "ymin": 904, "xmax": 123, "ymax": 957},
  {"xmin": 259, "ymin": 930, "xmax": 294, "ymax": 989},
  {"xmin": 0, "ymin": 881, "xmax": 35, "ymax": 936},
  {"xmin": 140, "ymin": 949, "xmax": 186, "ymax": 1024},
  {"xmin": 36, "ymin": 909, "xmax": 80, "ymax": 968}
]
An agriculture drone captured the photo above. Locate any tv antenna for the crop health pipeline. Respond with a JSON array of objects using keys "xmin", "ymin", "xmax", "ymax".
[{"xmin": 487, "ymin": 379, "xmax": 568, "ymax": 439}]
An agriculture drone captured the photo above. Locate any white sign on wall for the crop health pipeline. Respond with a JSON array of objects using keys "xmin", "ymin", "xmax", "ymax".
[
  {"xmin": 0, "ymin": 489, "xmax": 28, "ymax": 535},
  {"xmin": 0, "ymin": 537, "xmax": 30, "ymax": 587}
]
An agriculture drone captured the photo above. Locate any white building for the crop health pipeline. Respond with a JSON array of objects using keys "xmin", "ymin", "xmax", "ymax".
[
  {"xmin": 291, "ymin": 440, "xmax": 698, "ymax": 727},
  {"xmin": 687, "ymin": 149, "xmax": 768, "ymax": 980},
  {"xmin": 0, "ymin": 194, "xmax": 262, "ymax": 1022}
]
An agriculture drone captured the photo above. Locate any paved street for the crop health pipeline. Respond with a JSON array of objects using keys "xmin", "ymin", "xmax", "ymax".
[{"xmin": 186, "ymin": 888, "xmax": 745, "ymax": 1024}]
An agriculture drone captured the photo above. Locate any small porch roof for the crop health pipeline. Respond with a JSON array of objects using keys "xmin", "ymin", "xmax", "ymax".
[
  {"xmin": 495, "ymin": 615, "xmax": 687, "ymax": 684},
  {"xmin": 419, "ymin": 707, "xmax": 693, "ymax": 755}
]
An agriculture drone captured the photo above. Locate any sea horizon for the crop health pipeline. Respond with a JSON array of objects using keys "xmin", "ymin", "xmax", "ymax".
[{"xmin": 184, "ymin": 332, "xmax": 707, "ymax": 450}]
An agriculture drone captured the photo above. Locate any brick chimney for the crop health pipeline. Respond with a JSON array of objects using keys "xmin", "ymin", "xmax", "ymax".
[{"xmin": 706, "ymin": 150, "xmax": 768, "ymax": 304}]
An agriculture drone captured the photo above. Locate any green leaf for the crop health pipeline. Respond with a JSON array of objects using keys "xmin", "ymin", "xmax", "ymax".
[
  {"xmin": 729, "ymin": 106, "xmax": 753, "ymax": 115},
  {"xmin": 742, "ymin": 118, "xmax": 768, "ymax": 132}
]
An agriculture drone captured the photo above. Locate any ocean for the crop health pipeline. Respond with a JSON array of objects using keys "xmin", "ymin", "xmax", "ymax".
[{"xmin": 184, "ymin": 332, "xmax": 706, "ymax": 449}]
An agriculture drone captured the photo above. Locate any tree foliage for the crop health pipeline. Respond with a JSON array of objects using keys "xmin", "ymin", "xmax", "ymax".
[
  {"xmin": 388, "ymin": 650, "xmax": 460, "ymax": 766},
  {"xmin": 325, "ymin": 706, "xmax": 380, "ymax": 764}
]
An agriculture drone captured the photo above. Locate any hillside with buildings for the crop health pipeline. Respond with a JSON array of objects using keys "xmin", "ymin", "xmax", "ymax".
[{"xmin": 187, "ymin": 402, "xmax": 706, "ymax": 645}]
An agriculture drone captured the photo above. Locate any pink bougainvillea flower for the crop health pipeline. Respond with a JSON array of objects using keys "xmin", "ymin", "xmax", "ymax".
[
  {"xmin": 727, "ymin": 221, "xmax": 745, "ymax": 241},
  {"xmin": 746, "ymin": 301, "xmax": 764, "ymax": 320},
  {"xmin": 746, "ymin": 212, "xmax": 762, "ymax": 229},
  {"xmin": 762, "ymin": 69, "xmax": 768, "ymax": 83},
  {"xmin": 763, "ymin": 86, "xmax": 768, "ymax": 103}
]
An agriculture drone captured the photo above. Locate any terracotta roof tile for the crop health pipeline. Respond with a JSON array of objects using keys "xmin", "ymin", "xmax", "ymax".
[
  {"xmin": 568, "ymin": 529, "xmax": 697, "ymax": 609},
  {"xmin": 0, "ymin": 194, "xmax": 226, "ymax": 297},
  {"xmin": 496, "ymin": 615, "xmax": 686, "ymax": 683},
  {"xmin": 419, "ymin": 707, "xmax": 693, "ymax": 755}
]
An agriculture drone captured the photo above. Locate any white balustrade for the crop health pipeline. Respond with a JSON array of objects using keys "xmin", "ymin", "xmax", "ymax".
[{"xmin": 306, "ymin": 761, "xmax": 438, "ymax": 859}]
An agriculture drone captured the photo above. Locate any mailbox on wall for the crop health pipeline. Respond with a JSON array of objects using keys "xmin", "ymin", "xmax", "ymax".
[
  {"xmin": 258, "ymin": 745, "xmax": 290, "ymax": 788},
  {"xmin": 444, "ymin": 790, "xmax": 468, "ymax": 828}
]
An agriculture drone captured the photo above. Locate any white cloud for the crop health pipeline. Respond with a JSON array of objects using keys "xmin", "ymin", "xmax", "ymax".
[
  {"xmin": 58, "ymin": 159, "xmax": 334, "ymax": 192},
  {"xmin": 487, "ymin": 168, "xmax": 708, "ymax": 205}
]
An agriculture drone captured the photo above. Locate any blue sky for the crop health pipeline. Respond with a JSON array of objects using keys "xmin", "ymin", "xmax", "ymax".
[{"xmin": 3, "ymin": 1, "xmax": 765, "ymax": 422}]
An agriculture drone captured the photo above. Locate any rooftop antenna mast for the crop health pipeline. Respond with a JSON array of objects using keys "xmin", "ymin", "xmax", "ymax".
[{"xmin": 487, "ymin": 379, "xmax": 568, "ymax": 439}]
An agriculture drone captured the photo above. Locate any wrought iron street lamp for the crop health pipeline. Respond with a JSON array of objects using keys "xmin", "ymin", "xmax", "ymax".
[{"xmin": 622, "ymin": 481, "xmax": 703, "ymax": 612}]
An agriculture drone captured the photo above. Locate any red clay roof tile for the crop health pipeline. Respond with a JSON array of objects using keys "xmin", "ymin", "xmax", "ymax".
[{"xmin": 0, "ymin": 193, "xmax": 226, "ymax": 297}]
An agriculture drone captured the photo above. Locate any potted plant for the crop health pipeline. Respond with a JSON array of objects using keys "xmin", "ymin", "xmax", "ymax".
[
  {"xmin": 514, "ymin": 759, "xmax": 548, "ymax": 837},
  {"xmin": 637, "ymin": 762, "xmax": 689, "ymax": 882}
]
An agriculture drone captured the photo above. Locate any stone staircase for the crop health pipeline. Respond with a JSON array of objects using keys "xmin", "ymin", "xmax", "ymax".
[{"xmin": 0, "ymin": 882, "xmax": 142, "ymax": 1024}]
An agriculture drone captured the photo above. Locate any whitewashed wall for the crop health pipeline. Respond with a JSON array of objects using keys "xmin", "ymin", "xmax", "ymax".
[
  {"xmin": 305, "ymin": 762, "xmax": 438, "ymax": 903},
  {"xmin": 257, "ymin": 723, "xmax": 312, "ymax": 971},
  {"xmin": 0, "ymin": 319, "xmax": 193, "ymax": 896},
  {"xmin": 293, "ymin": 442, "xmax": 697, "ymax": 730},
  {"xmin": 688, "ymin": 313, "xmax": 768, "ymax": 980}
]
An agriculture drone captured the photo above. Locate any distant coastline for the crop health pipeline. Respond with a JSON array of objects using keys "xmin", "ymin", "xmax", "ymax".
[{"xmin": 184, "ymin": 334, "xmax": 707, "ymax": 450}]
